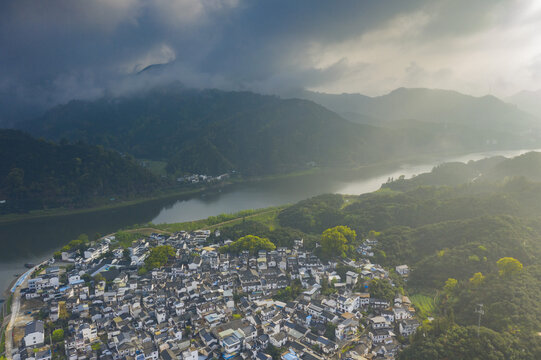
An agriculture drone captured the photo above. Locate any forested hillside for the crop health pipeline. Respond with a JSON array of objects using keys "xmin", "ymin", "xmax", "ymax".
[
  {"xmin": 0, "ymin": 130, "xmax": 161, "ymax": 213},
  {"xmin": 382, "ymin": 151, "xmax": 541, "ymax": 192},
  {"xmin": 296, "ymin": 88, "xmax": 539, "ymax": 132},
  {"xmin": 20, "ymin": 84, "xmax": 535, "ymax": 177},
  {"xmin": 22, "ymin": 85, "xmax": 392, "ymax": 176}
]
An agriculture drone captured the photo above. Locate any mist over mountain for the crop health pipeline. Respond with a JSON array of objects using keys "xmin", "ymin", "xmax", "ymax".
[
  {"xmin": 21, "ymin": 84, "xmax": 391, "ymax": 176},
  {"xmin": 293, "ymin": 88, "xmax": 540, "ymax": 135},
  {"xmin": 506, "ymin": 89, "xmax": 541, "ymax": 119},
  {"xmin": 382, "ymin": 151, "xmax": 541, "ymax": 192},
  {"xmin": 19, "ymin": 84, "xmax": 538, "ymax": 178}
]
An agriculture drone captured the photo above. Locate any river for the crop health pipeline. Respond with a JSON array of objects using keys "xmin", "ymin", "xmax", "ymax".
[{"xmin": 0, "ymin": 148, "xmax": 538, "ymax": 294}]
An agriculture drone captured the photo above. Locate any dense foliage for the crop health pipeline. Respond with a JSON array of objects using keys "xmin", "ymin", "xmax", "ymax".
[
  {"xmin": 383, "ymin": 151, "xmax": 541, "ymax": 192},
  {"xmin": 0, "ymin": 129, "xmax": 161, "ymax": 213},
  {"xmin": 278, "ymin": 194, "xmax": 345, "ymax": 233},
  {"xmin": 399, "ymin": 322, "xmax": 541, "ymax": 360},
  {"xmin": 23, "ymin": 85, "xmax": 394, "ymax": 176},
  {"xmin": 214, "ymin": 220, "xmax": 316, "ymax": 249},
  {"xmin": 368, "ymin": 278, "xmax": 395, "ymax": 302},
  {"xmin": 273, "ymin": 279, "xmax": 303, "ymax": 302},
  {"xmin": 21, "ymin": 84, "xmax": 533, "ymax": 178},
  {"xmin": 142, "ymin": 245, "xmax": 176, "ymax": 272},
  {"xmin": 320, "ymin": 225, "xmax": 356, "ymax": 258},
  {"xmin": 219, "ymin": 235, "xmax": 276, "ymax": 255}
]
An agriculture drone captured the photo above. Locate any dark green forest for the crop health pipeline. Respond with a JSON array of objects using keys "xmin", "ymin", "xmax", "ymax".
[
  {"xmin": 0, "ymin": 129, "xmax": 161, "ymax": 213},
  {"xmin": 22, "ymin": 85, "xmax": 391, "ymax": 176},
  {"xmin": 20, "ymin": 84, "xmax": 535, "ymax": 177}
]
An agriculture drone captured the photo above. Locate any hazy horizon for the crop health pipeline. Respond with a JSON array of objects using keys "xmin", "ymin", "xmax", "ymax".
[{"xmin": 3, "ymin": 0, "xmax": 541, "ymax": 123}]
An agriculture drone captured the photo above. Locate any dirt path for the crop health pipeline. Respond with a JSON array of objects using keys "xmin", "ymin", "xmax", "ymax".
[
  {"xmin": 205, "ymin": 209, "xmax": 279, "ymax": 229},
  {"xmin": 5, "ymin": 287, "xmax": 20, "ymax": 359},
  {"xmin": 5, "ymin": 262, "xmax": 43, "ymax": 359}
]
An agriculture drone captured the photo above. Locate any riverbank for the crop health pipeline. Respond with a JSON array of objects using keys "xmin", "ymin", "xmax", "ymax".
[
  {"xmin": 0, "ymin": 166, "xmax": 326, "ymax": 224},
  {"xmin": 2, "ymin": 145, "xmax": 540, "ymax": 294},
  {"xmin": 0, "ymin": 145, "xmax": 533, "ymax": 225}
]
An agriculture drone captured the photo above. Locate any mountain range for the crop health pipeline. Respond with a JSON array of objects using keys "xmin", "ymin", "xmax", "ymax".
[
  {"xmin": 293, "ymin": 87, "xmax": 540, "ymax": 134},
  {"xmin": 3, "ymin": 83, "xmax": 541, "ymax": 213},
  {"xmin": 506, "ymin": 89, "xmax": 541, "ymax": 118},
  {"xmin": 20, "ymin": 84, "xmax": 540, "ymax": 176}
]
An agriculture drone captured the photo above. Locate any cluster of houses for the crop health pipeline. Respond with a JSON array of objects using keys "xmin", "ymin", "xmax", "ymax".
[
  {"xmin": 176, "ymin": 174, "xmax": 230, "ymax": 184},
  {"xmin": 13, "ymin": 229, "xmax": 419, "ymax": 360}
]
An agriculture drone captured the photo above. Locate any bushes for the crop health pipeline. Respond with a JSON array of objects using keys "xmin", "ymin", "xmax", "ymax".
[{"xmin": 219, "ymin": 235, "xmax": 275, "ymax": 255}]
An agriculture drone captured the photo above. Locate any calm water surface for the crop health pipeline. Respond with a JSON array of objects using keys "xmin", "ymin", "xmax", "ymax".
[{"xmin": 0, "ymin": 148, "xmax": 538, "ymax": 294}]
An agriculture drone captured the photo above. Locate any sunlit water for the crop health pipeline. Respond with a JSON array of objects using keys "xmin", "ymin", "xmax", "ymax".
[{"xmin": 0, "ymin": 148, "xmax": 539, "ymax": 294}]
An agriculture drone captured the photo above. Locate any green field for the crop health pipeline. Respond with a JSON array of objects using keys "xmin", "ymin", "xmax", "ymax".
[
  {"xmin": 138, "ymin": 159, "xmax": 169, "ymax": 176},
  {"xmin": 410, "ymin": 293, "xmax": 437, "ymax": 319},
  {"xmin": 150, "ymin": 206, "xmax": 286, "ymax": 233}
]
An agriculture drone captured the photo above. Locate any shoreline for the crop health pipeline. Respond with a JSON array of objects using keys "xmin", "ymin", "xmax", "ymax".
[
  {"xmin": 0, "ymin": 167, "xmax": 325, "ymax": 225},
  {"xmin": 0, "ymin": 145, "xmax": 534, "ymax": 225}
]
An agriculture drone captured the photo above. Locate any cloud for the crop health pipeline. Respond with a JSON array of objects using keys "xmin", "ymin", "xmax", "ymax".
[{"xmin": 1, "ymin": 0, "xmax": 541, "ymax": 123}]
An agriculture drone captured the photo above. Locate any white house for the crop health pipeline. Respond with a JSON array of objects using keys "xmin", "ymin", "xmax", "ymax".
[
  {"xmin": 24, "ymin": 321, "xmax": 45, "ymax": 348},
  {"xmin": 399, "ymin": 319, "xmax": 420, "ymax": 337},
  {"xmin": 68, "ymin": 274, "xmax": 81, "ymax": 285},
  {"xmin": 395, "ymin": 265, "xmax": 409, "ymax": 276}
]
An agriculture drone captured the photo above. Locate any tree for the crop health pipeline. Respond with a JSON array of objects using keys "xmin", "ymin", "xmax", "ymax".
[
  {"xmin": 58, "ymin": 301, "xmax": 69, "ymax": 320},
  {"xmin": 368, "ymin": 230, "xmax": 381, "ymax": 240},
  {"xmin": 77, "ymin": 234, "xmax": 89, "ymax": 243},
  {"xmin": 265, "ymin": 344, "xmax": 284, "ymax": 360},
  {"xmin": 369, "ymin": 279, "xmax": 395, "ymax": 302},
  {"xmin": 320, "ymin": 226, "xmax": 356, "ymax": 258},
  {"xmin": 52, "ymin": 329, "xmax": 64, "ymax": 343},
  {"xmin": 122, "ymin": 248, "xmax": 131, "ymax": 261},
  {"xmin": 143, "ymin": 245, "xmax": 176, "ymax": 271},
  {"xmin": 497, "ymin": 257, "xmax": 523, "ymax": 277},
  {"xmin": 443, "ymin": 278, "xmax": 458, "ymax": 295},
  {"xmin": 469, "ymin": 272, "xmax": 485, "ymax": 286},
  {"xmin": 325, "ymin": 322, "xmax": 337, "ymax": 340},
  {"xmin": 219, "ymin": 235, "xmax": 276, "ymax": 255},
  {"xmin": 6, "ymin": 168, "xmax": 24, "ymax": 190}
]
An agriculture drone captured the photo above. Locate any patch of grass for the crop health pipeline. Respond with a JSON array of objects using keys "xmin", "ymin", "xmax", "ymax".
[
  {"xmin": 0, "ymin": 312, "xmax": 5, "ymax": 355},
  {"xmin": 6, "ymin": 295, "xmax": 12, "ymax": 315},
  {"xmin": 113, "ymin": 231, "xmax": 146, "ymax": 249},
  {"xmin": 138, "ymin": 159, "xmax": 168, "ymax": 176},
  {"xmin": 410, "ymin": 293, "xmax": 436, "ymax": 319},
  {"xmin": 235, "ymin": 208, "xmax": 282, "ymax": 230},
  {"xmin": 153, "ymin": 206, "xmax": 286, "ymax": 233}
]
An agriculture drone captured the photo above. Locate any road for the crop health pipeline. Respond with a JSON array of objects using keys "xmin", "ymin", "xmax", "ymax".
[
  {"xmin": 4, "ymin": 262, "xmax": 44, "ymax": 360},
  {"xmin": 5, "ymin": 285, "xmax": 21, "ymax": 359}
]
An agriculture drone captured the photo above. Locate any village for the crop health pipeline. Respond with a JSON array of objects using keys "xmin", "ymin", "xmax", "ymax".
[{"xmin": 5, "ymin": 228, "xmax": 420, "ymax": 360}]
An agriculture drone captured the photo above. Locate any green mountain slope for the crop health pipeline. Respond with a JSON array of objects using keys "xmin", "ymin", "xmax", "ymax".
[
  {"xmin": 294, "ymin": 88, "xmax": 541, "ymax": 148},
  {"xmin": 382, "ymin": 151, "xmax": 541, "ymax": 192},
  {"xmin": 0, "ymin": 129, "xmax": 161, "ymax": 213},
  {"xmin": 21, "ymin": 84, "xmax": 534, "ymax": 177},
  {"xmin": 23, "ymin": 85, "xmax": 393, "ymax": 175},
  {"xmin": 506, "ymin": 89, "xmax": 541, "ymax": 118}
]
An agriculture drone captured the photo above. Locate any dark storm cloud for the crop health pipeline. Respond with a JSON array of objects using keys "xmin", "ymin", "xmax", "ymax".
[{"xmin": 0, "ymin": 0, "xmax": 528, "ymax": 123}]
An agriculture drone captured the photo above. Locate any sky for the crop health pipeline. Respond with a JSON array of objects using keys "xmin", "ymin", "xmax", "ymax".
[{"xmin": 2, "ymin": 0, "xmax": 541, "ymax": 123}]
